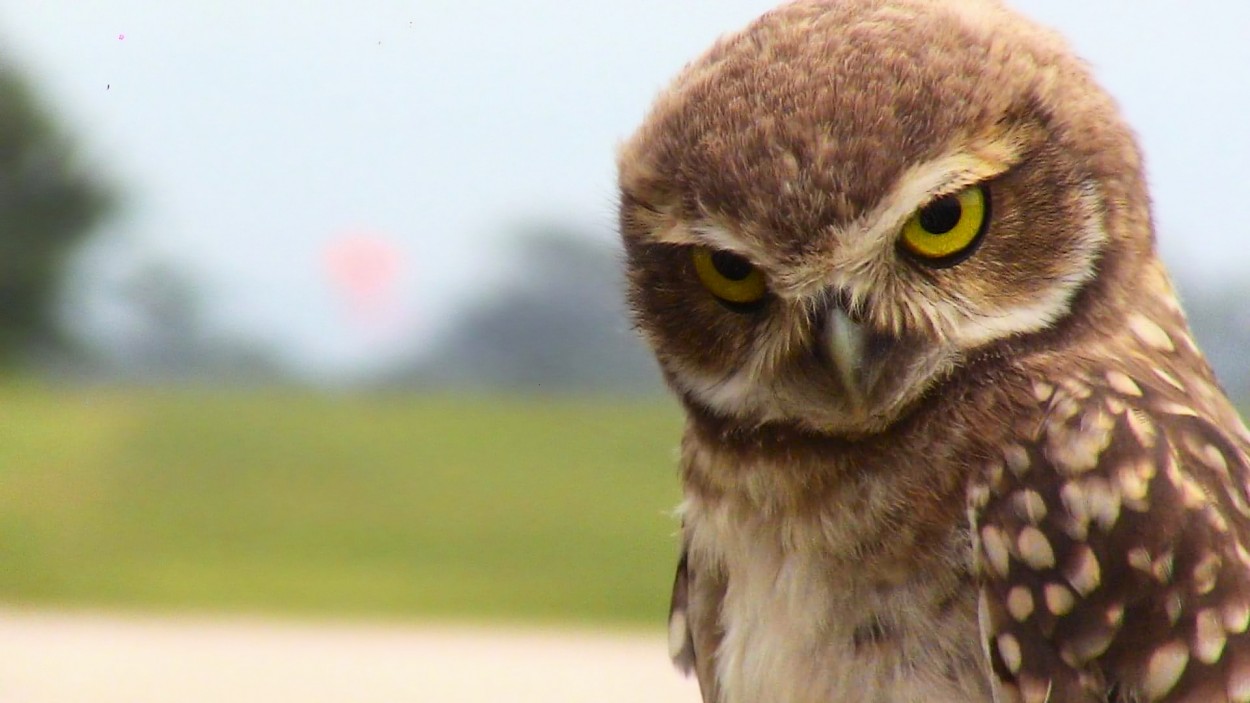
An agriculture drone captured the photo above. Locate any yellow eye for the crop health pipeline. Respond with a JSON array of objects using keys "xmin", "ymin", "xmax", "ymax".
[
  {"xmin": 692, "ymin": 247, "xmax": 768, "ymax": 305},
  {"xmin": 900, "ymin": 185, "xmax": 989, "ymax": 264}
]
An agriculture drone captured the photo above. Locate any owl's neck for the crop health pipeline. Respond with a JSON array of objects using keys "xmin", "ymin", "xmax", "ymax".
[{"xmin": 676, "ymin": 364, "xmax": 1031, "ymax": 538}]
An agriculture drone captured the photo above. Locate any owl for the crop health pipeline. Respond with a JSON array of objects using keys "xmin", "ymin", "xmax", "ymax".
[{"xmin": 617, "ymin": 1, "xmax": 1250, "ymax": 702}]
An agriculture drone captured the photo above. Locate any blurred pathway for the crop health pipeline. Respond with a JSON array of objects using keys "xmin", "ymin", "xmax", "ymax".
[{"xmin": 0, "ymin": 609, "xmax": 700, "ymax": 702}]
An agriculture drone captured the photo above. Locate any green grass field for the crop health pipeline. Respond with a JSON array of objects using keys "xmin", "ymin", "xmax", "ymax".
[{"xmin": 0, "ymin": 384, "xmax": 684, "ymax": 626}]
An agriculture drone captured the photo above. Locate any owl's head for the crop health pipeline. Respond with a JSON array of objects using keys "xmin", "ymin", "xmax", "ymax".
[{"xmin": 619, "ymin": 0, "xmax": 1160, "ymax": 436}]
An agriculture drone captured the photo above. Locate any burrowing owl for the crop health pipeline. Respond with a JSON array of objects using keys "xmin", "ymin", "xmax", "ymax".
[{"xmin": 617, "ymin": 1, "xmax": 1250, "ymax": 701}]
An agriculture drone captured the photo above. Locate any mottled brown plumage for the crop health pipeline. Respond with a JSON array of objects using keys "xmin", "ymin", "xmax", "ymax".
[{"xmin": 618, "ymin": 1, "xmax": 1250, "ymax": 701}]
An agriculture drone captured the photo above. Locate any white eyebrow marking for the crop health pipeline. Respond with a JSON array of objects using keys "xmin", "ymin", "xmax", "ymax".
[
  {"xmin": 646, "ymin": 216, "xmax": 785, "ymax": 278},
  {"xmin": 689, "ymin": 223, "xmax": 779, "ymax": 269}
]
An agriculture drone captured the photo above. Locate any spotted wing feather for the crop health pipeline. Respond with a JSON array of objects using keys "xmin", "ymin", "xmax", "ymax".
[{"xmin": 971, "ymin": 372, "xmax": 1250, "ymax": 702}]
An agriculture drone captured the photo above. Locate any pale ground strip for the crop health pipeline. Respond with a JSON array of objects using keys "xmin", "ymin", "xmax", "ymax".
[{"xmin": 0, "ymin": 609, "xmax": 700, "ymax": 703}]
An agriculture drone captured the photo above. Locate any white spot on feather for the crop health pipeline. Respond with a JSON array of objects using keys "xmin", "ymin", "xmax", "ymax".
[
  {"xmin": 1044, "ymin": 582, "xmax": 1075, "ymax": 615},
  {"xmin": 1143, "ymin": 641, "xmax": 1189, "ymax": 699},
  {"xmin": 997, "ymin": 633, "xmax": 1022, "ymax": 674},
  {"xmin": 1193, "ymin": 552, "xmax": 1221, "ymax": 595},
  {"xmin": 1064, "ymin": 545, "xmax": 1101, "ymax": 596},
  {"xmin": 1105, "ymin": 370, "xmax": 1142, "ymax": 397},
  {"xmin": 1194, "ymin": 609, "xmax": 1227, "ymax": 664},
  {"xmin": 1153, "ymin": 367, "xmax": 1186, "ymax": 391},
  {"xmin": 1033, "ymin": 382, "xmax": 1054, "ymax": 402},
  {"xmin": 1007, "ymin": 586, "xmax": 1034, "ymax": 622},
  {"xmin": 1125, "ymin": 408, "xmax": 1157, "ymax": 448},
  {"xmin": 980, "ymin": 525, "xmax": 1011, "ymax": 578},
  {"xmin": 1003, "ymin": 445, "xmax": 1030, "ymax": 476},
  {"xmin": 1011, "ymin": 490, "xmax": 1047, "ymax": 524},
  {"xmin": 1017, "ymin": 527, "xmax": 1055, "ymax": 570},
  {"xmin": 1128, "ymin": 547, "xmax": 1153, "ymax": 573},
  {"xmin": 1224, "ymin": 602, "xmax": 1250, "ymax": 634},
  {"xmin": 1158, "ymin": 401, "xmax": 1199, "ymax": 418},
  {"xmin": 1128, "ymin": 313, "xmax": 1175, "ymax": 352}
]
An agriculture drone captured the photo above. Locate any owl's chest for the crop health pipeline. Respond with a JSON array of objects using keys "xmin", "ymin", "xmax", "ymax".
[{"xmin": 687, "ymin": 504, "xmax": 992, "ymax": 703}]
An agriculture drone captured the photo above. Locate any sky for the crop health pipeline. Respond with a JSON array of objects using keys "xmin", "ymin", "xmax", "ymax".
[{"xmin": 1, "ymin": 1, "xmax": 1247, "ymax": 380}]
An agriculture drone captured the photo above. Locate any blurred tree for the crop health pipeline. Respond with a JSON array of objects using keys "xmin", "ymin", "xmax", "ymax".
[
  {"xmin": 0, "ymin": 55, "xmax": 112, "ymax": 365},
  {"xmin": 391, "ymin": 225, "xmax": 662, "ymax": 392},
  {"xmin": 98, "ymin": 260, "xmax": 289, "ymax": 384}
]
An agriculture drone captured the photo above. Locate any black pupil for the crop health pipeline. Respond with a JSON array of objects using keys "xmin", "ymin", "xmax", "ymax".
[
  {"xmin": 918, "ymin": 195, "xmax": 963, "ymax": 235},
  {"xmin": 710, "ymin": 251, "xmax": 754, "ymax": 281}
]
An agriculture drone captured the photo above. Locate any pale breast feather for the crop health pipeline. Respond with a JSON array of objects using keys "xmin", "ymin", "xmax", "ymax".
[{"xmin": 969, "ymin": 370, "xmax": 1250, "ymax": 702}]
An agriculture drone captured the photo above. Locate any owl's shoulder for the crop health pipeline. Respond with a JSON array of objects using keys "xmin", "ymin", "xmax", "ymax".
[{"xmin": 969, "ymin": 355, "xmax": 1250, "ymax": 701}]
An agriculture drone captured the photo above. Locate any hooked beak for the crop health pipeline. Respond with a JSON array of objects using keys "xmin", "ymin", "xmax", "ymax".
[{"xmin": 826, "ymin": 307, "xmax": 869, "ymax": 407}]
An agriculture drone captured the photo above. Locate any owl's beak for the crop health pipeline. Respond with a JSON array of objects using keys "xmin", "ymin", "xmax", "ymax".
[{"xmin": 825, "ymin": 307, "xmax": 868, "ymax": 406}]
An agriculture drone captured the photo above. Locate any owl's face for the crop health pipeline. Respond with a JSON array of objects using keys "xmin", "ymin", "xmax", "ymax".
[{"xmin": 619, "ymin": 0, "xmax": 1153, "ymax": 436}]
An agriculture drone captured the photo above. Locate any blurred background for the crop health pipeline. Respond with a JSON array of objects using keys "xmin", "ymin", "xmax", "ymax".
[{"xmin": 0, "ymin": 0, "xmax": 1247, "ymax": 699}]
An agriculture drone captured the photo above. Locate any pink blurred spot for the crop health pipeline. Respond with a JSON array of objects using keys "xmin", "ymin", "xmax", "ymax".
[
  {"xmin": 118, "ymin": 33, "xmax": 125, "ymax": 40},
  {"xmin": 322, "ymin": 232, "xmax": 405, "ymax": 328}
]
